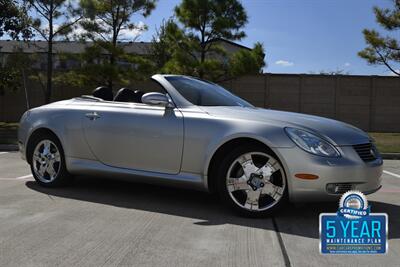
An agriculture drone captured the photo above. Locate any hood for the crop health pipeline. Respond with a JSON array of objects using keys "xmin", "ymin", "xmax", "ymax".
[{"xmin": 200, "ymin": 106, "xmax": 370, "ymax": 146}]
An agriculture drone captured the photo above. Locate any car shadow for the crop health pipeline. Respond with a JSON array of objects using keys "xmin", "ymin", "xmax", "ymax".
[{"xmin": 25, "ymin": 177, "xmax": 399, "ymax": 240}]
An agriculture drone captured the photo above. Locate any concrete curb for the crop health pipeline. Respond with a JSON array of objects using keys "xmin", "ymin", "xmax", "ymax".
[{"xmin": 0, "ymin": 144, "xmax": 18, "ymax": 151}]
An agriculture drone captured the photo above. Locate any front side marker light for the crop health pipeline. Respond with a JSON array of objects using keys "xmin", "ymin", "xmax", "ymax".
[{"xmin": 295, "ymin": 173, "xmax": 319, "ymax": 180}]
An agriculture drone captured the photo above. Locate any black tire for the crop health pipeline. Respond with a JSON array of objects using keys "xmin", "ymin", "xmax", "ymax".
[
  {"xmin": 28, "ymin": 132, "xmax": 72, "ymax": 187},
  {"xmin": 216, "ymin": 144, "xmax": 288, "ymax": 217}
]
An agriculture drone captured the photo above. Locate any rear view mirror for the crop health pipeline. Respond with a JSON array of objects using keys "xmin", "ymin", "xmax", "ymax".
[{"xmin": 141, "ymin": 92, "xmax": 173, "ymax": 107}]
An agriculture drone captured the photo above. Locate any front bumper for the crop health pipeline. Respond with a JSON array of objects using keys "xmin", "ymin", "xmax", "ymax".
[
  {"xmin": 18, "ymin": 141, "xmax": 26, "ymax": 161},
  {"xmin": 17, "ymin": 111, "xmax": 30, "ymax": 162},
  {"xmin": 275, "ymin": 146, "xmax": 383, "ymax": 202}
]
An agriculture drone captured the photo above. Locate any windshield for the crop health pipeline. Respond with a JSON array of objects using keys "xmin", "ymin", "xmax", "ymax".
[{"xmin": 166, "ymin": 76, "xmax": 253, "ymax": 107}]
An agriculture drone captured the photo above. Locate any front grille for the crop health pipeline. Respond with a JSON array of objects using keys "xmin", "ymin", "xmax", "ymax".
[
  {"xmin": 326, "ymin": 183, "xmax": 355, "ymax": 194},
  {"xmin": 352, "ymin": 143, "xmax": 378, "ymax": 162}
]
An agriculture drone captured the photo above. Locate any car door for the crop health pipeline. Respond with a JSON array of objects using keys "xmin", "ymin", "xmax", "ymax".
[{"xmin": 82, "ymin": 101, "xmax": 184, "ymax": 174}]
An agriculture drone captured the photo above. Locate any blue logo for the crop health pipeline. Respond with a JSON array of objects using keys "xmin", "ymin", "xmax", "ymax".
[
  {"xmin": 337, "ymin": 191, "xmax": 370, "ymax": 219},
  {"xmin": 320, "ymin": 191, "xmax": 388, "ymax": 254}
]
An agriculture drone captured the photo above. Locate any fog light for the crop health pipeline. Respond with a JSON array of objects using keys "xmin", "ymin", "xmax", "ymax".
[
  {"xmin": 326, "ymin": 183, "xmax": 338, "ymax": 193},
  {"xmin": 326, "ymin": 183, "xmax": 354, "ymax": 194}
]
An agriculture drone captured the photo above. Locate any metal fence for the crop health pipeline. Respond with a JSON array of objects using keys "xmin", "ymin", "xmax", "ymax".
[{"xmin": 1, "ymin": 73, "xmax": 399, "ymax": 132}]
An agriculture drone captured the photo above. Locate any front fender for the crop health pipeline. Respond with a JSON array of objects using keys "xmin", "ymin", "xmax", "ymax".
[{"xmin": 203, "ymin": 130, "xmax": 294, "ymax": 174}]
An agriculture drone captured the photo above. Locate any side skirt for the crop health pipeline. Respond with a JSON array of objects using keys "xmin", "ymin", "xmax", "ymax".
[{"xmin": 65, "ymin": 157, "xmax": 208, "ymax": 192}]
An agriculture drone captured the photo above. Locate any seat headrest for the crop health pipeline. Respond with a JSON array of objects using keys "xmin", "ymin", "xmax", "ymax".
[
  {"xmin": 92, "ymin": 86, "xmax": 113, "ymax": 101},
  {"xmin": 134, "ymin": 90, "xmax": 145, "ymax": 102},
  {"xmin": 114, "ymin": 88, "xmax": 139, "ymax": 103}
]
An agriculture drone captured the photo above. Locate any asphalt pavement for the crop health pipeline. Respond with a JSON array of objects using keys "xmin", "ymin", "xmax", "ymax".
[{"xmin": 0, "ymin": 151, "xmax": 399, "ymax": 267}]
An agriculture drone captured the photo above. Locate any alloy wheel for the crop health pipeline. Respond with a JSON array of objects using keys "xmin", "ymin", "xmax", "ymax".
[
  {"xmin": 32, "ymin": 140, "xmax": 61, "ymax": 183},
  {"xmin": 226, "ymin": 152, "xmax": 286, "ymax": 211}
]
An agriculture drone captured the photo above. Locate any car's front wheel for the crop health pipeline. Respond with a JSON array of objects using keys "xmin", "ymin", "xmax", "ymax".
[
  {"xmin": 30, "ymin": 133, "xmax": 71, "ymax": 187},
  {"xmin": 217, "ymin": 144, "xmax": 287, "ymax": 217}
]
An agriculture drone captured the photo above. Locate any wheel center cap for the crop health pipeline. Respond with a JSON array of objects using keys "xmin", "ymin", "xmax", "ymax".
[{"xmin": 247, "ymin": 173, "xmax": 264, "ymax": 191}]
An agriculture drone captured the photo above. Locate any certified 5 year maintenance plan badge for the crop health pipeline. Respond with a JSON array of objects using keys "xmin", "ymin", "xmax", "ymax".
[{"xmin": 319, "ymin": 191, "xmax": 388, "ymax": 254}]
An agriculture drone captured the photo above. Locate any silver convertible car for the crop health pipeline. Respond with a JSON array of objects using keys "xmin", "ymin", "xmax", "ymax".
[{"xmin": 18, "ymin": 74, "xmax": 383, "ymax": 216}]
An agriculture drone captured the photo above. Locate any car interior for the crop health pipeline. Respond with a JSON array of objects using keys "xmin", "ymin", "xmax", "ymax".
[
  {"xmin": 92, "ymin": 86, "xmax": 114, "ymax": 101},
  {"xmin": 92, "ymin": 87, "xmax": 145, "ymax": 103},
  {"xmin": 113, "ymin": 88, "xmax": 145, "ymax": 103}
]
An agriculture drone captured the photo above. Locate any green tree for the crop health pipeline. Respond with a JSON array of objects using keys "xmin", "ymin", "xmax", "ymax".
[
  {"xmin": 0, "ymin": 68, "xmax": 20, "ymax": 96},
  {"xmin": 151, "ymin": 18, "xmax": 265, "ymax": 81},
  {"xmin": 359, "ymin": 0, "xmax": 400, "ymax": 76},
  {"xmin": 0, "ymin": 0, "xmax": 31, "ymax": 39},
  {"xmin": 150, "ymin": 19, "xmax": 200, "ymax": 76},
  {"xmin": 77, "ymin": 0, "xmax": 157, "ymax": 89},
  {"xmin": 3, "ymin": 48, "xmax": 40, "ymax": 108},
  {"xmin": 0, "ymin": 1, "xmax": 31, "ymax": 98},
  {"xmin": 148, "ymin": 19, "xmax": 175, "ymax": 71},
  {"xmin": 25, "ymin": 0, "xmax": 82, "ymax": 103},
  {"xmin": 173, "ymin": 0, "xmax": 248, "ymax": 78},
  {"xmin": 229, "ymin": 42, "xmax": 266, "ymax": 77}
]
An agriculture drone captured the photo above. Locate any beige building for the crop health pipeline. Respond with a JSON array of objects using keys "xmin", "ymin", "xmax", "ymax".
[{"xmin": 0, "ymin": 39, "xmax": 252, "ymax": 70}]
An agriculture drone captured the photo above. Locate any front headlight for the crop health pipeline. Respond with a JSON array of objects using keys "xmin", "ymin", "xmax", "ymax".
[{"xmin": 285, "ymin": 127, "xmax": 340, "ymax": 157}]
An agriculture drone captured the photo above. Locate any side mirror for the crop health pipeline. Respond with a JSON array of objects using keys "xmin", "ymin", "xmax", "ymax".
[{"xmin": 141, "ymin": 92, "xmax": 173, "ymax": 107}]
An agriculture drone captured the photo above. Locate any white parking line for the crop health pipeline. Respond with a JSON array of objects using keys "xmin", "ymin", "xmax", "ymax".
[
  {"xmin": 383, "ymin": 170, "xmax": 400, "ymax": 179},
  {"xmin": 16, "ymin": 174, "xmax": 33, "ymax": 180},
  {"xmin": 0, "ymin": 175, "xmax": 33, "ymax": 180},
  {"xmin": 0, "ymin": 152, "xmax": 8, "ymax": 155}
]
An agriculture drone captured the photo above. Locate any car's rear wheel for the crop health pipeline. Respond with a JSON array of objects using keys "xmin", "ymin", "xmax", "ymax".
[
  {"xmin": 216, "ymin": 144, "xmax": 287, "ymax": 217},
  {"xmin": 30, "ymin": 133, "xmax": 71, "ymax": 187}
]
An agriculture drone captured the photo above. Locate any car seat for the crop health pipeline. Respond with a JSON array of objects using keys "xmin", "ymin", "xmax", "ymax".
[
  {"xmin": 134, "ymin": 90, "xmax": 145, "ymax": 103},
  {"xmin": 92, "ymin": 86, "xmax": 113, "ymax": 101},
  {"xmin": 114, "ymin": 88, "xmax": 138, "ymax": 103}
]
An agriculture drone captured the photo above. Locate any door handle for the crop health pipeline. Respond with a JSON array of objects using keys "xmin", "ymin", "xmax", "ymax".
[{"xmin": 85, "ymin": 112, "xmax": 100, "ymax": 120}]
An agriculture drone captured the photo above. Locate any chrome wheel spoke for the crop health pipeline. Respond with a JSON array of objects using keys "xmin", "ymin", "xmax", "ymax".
[
  {"xmin": 267, "ymin": 158, "xmax": 277, "ymax": 167},
  {"xmin": 237, "ymin": 154, "xmax": 258, "ymax": 178},
  {"xmin": 54, "ymin": 151, "xmax": 61, "ymax": 162},
  {"xmin": 227, "ymin": 175, "xmax": 250, "ymax": 192},
  {"xmin": 244, "ymin": 190, "xmax": 261, "ymax": 210},
  {"xmin": 259, "ymin": 164, "xmax": 273, "ymax": 179},
  {"xmin": 237, "ymin": 153, "xmax": 252, "ymax": 165},
  {"xmin": 266, "ymin": 158, "xmax": 281, "ymax": 173},
  {"xmin": 46, "ymin": 162, "xmax": 57, "ymax": 179},
  {"xmin": 43, "ymin": 140, "xmax": 51, "ymax": 155},
  {"xmin": 33, "ymin": 151, "xmax": 41, "ymax": 162},
  {"xmin": 261, "ymin": 181, "xmax": 283, "ymax": 201},
  {"xmin": 37, "ymin": 164, "xmax": 46, "ymax": 177}
]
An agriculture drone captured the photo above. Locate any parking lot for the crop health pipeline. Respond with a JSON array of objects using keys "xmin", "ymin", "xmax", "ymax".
[{"xmin": 0, "ymin": 151, "xmax": 399, "ymax": 267}]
